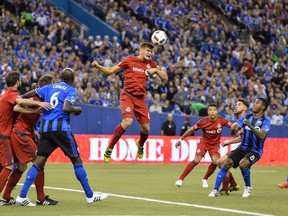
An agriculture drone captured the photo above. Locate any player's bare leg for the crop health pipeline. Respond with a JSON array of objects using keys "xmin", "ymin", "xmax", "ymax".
[
  {"xmin": 104, "ymin": 118, "xmax": 132, "ymax": 163},
  {"xmin": 136, "ymin": 124, "xmax": 149, "ymax": 159},
  {"xmin": 175, "ymin": 156, "xmax": 202, "ymax": 187}
]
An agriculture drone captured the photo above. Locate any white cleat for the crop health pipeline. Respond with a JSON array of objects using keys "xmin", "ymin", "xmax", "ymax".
[
  {"xmin": 175, "ymin": 180, "xmax": 183, "ymax": 187},
  {"xmin": 16, "ymin": 196, "xmax": 36, "ymax": 206},
  {"xmin": 208, "ymin": 190, "xmax": 219, "ymax": 197},
  {"xmin": 242, "ymin": 186, "xmax": 252, "ymax": 198},
  {"xmin": 86, "ymin": 192, "xmax": 108, "ymax": 204},
  {"xmin": 202, "ymin": 179, "xmax": 209, "ymax": 188}
]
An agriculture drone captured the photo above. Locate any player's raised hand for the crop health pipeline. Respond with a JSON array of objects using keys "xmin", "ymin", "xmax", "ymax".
[{"xmin": 91, "ymin": 61, "xmax": 100, "ymax": 68}]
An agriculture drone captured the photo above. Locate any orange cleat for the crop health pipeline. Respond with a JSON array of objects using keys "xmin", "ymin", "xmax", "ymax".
[{"xmin": 278, "ymin": 181, "xmax": 288, "ymax": 189}]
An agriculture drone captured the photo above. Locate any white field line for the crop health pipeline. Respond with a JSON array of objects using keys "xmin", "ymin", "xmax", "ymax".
[{"xmin": 18, "ymin": 184, "xmax": 273, "ymax": 216}]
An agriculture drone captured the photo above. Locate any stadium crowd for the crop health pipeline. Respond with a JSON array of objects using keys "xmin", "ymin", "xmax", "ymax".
[{"xmin": 0, "ymin": 0, "xmax": 287, "ymax": 125}]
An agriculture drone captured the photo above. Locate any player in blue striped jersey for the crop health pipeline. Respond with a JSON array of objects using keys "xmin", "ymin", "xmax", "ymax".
[
  {"xmin": 16, "ymin": 68, "xmax": 108, "ymax": 206},
  {"xmin": 209, "ymin": 98, "xmax": 271, "ymax": 198}
]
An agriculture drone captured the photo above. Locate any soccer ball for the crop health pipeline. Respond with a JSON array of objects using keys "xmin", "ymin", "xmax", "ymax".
[{"xmin": 151, "ymin": 30, "xmax": 167, "ymax": 46}]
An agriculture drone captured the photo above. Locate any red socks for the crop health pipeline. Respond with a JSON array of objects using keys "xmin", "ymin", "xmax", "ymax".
[
  {"xmin": 229, "ymin": 172, "xmax": 237, "ymax": 187},
  {"xmin": 34, "ymin": 168, "xmax": 45, "ymax": 201},
  {"xmin": 222, "ymin": 176, "xmax": 230, "ymax": 192},
  {"xmin": 139, "ymin": 131, "xmax": 148, "ymax": 147},
  {"xmin": 2, "ymin": 169, "xmax": 22, "ymax": 199},
  {"xmin": 0, "ymin": 168, "xmax": 12, "ymax": 193},
  {"xmin": 203, "ymin": 163, "xmax": 217, "ymax": 180},
  {"xmin": 179, "ymin": 161, "xmax": 198, "ymax": 180},
  {"xmin": 108, "ymin": 124, "xmax": 126, "ymax": 149}
]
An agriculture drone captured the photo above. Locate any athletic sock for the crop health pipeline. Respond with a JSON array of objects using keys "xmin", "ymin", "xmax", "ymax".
[
  {"xmin": 108, "ymin": 124, "xmax": 126, "ymax": 149},
  {"xmin": 139, "ymin": 131, "xmax": 148, "ymax": 147},
  {"xmin": 34, "ymin": 168, "xmax": 45, "ymax": 201},
  {"xmin": 179, "ymin": 161, "xmax": 198, "ymax": 180},
  {"xmin": 19, "ymin": 164, "xmax": 40, "ymax": 198},
  {"xmin": 74, "ymin": 164, "xmax": 93, "ymax": 198},
  {"xmin": 203, "ymin": 163, "xmax": 217, "ymax": 180},
  {"xmin": 241, "ymin": 168, "xmax": 251, "ymax": 187},
  {"xmin": 3, "ymin": 169, "xmax": 23, "ymax": 199},
  {"xmin": 0, "ymin": 168, "xmax": 12, "ymax": 193},
  {"xmin": 222, "ymin": 176, "xmax": 230, "ymax": 192},
  {"xmin": 229, "ymin": 173, "xmax": 237, "ymax": 187},
  {"xmin": 214, "ymin": 166, "xmax": 228, "ymax": 191}
]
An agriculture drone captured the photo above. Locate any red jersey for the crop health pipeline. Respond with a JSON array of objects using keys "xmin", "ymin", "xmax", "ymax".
[
  {"xmin": 13, "ymin": 96, "xmax": 42, "ymax": 136},
  {"xmin": 0, "ymin": 88, "xmax": 20, "ymax": 136},
  {"xmin": 193, "ymin": 116, "xmax": 232, "ymax": 145},
  {"xmin": 118, "ymin": 56, "xmax": 157, "ymax": 96}
]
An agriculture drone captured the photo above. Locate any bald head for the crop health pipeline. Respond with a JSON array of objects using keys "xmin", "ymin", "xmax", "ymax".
[{"xmin": 61, "ymin": 68, "xmax": 75, "ymax": 84}]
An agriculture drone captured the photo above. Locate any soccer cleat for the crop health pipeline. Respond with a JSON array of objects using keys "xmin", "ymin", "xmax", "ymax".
[
  {"xmin": 86, "ymin": 192, "xmax": 108, "ymax": 204},
  {"xmin": 229, "ymin": 184, "xmax": 240, "ymax": 192},
  {"xmin": 175, "ymin": 180, "xmax": 183, "ymax": 187},
  {"xmin": 208, "ymin": 190, "xmax": 219, "ymax": 197},
  {"xmin": 278, "ymin": 181, "xmax": 288, "ymax": 189},
  {"xmin": 0, "ymin": 197, "xmax": 15, "ymax": 206},
  {"xmin": 16, "ymin": 196, "xmax": 36, "ymax": 206},
  {"xmin": 104, "ymin": 147, "xmax": 113, "ymax": 163},
  {"xmin": 219, "ymin": 189, "xmax": 229, "ymax": 195},
  {"xmin": 135, "ymin": 139, "xmax": 144, "ymax": 159},
  {"xmin": 242, "ymin": 186, "xmax": 252, "ymax": 198},
  {"xmin": 36, "ymin": 195, "xmax": 59, "ymax": 205},
  {"xmin": 202, "ymin": 179, "xmax": 209, "ymax": 188}
]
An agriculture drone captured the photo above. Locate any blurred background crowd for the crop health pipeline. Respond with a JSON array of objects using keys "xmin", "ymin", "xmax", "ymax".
[{"xmin": 0, "ymin": 0, "xmax": 287, "ymax": 125}]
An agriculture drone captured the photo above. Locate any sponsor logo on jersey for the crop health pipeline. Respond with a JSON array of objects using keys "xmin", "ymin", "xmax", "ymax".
[
  {"xmin": 132, "ymin": 67, "xmax": 145, "ymax": 72},
  {"xmin": 206, "ymin": 130, "xmax": 216, "ymax": 134}
]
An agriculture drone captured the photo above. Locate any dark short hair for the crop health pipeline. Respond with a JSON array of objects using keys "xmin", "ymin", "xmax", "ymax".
[
  {"xmin": 140, "ymin": 42, "xmax": 154, "ymax": 49},
  {"xmin": 208, "ymin": 103, "xmax": 217, "ymax": 109},
  {"xmin": 237, "ymin": 98, "xmax": 249, "ymax": 108},
  {"xmin": 38, "ymin": 74, "xmax": 53, "ymax": 87},
  {"xmin": 257, "ymin": 98, "xmax": 269, "ymax": 111},
  {"xmin": 61, "ymin": 68, "xmax": 75, "ymax": 82},
  {"xmin": 5, "ymin": 71, "xmax": 20, "ymax": 87}
]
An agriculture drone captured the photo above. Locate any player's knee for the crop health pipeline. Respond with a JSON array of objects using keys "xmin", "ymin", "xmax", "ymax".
[
  {"xmin": 142, "ymin": 126, "xmax": 150, "ymax": 134},
  {"xmin": 17, "ymin": 163, "xmax": 27, "ymax": 172},
  {"xmin": 71, "ymin": 156, "xmax": 82, "ymax": 165},
  {"xmin": 239, "ymin": 159, "xmax": 250, "ymax": 170},
  {"xmin": 122, "ymin": 118, "xmax": 133, "ymax": 129},
  {"xmin": 223, "ymin": 158, "xmax": 234, "ymax": 169},
  {"xmin": 216, "ymin": 159, "xmax": 222, "ymax": 168}
]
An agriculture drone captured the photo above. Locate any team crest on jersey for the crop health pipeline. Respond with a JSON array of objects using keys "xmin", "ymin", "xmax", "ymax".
[
  {"xmin": 146, "ymin": 63, "xmax": 151, "ymax": 69},
  {"xmin": 256, "ymin": 121, "xmax": 262, "ymax": 126},
  {"xmin": 217, "ymin": 123, "xmax": 221, "ymax": 128},
  {"xmin": 126, "ymin": 107, "xmax": 131, "ymax": 112}
]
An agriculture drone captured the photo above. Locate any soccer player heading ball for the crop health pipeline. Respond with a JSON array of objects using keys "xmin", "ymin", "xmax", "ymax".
[{"xmin": 92, "ymin": 42, "xmax": 168, "ymax": 163}]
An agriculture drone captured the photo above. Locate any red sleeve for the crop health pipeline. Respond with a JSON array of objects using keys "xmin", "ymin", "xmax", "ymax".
[
  {"xmin": 117, "ymin": 56, "xmax": 130, "ymax": 70},
  {"xmin": 223, "ymin": 118, "xmax": 233, "ymax": 128},
  {"xmin": 7, "ymin": 92, "xmax": 20, "ymax": 105},
  {"xmin": 193, "ymin": 118, "xmax": 205, "ymax": 131}
]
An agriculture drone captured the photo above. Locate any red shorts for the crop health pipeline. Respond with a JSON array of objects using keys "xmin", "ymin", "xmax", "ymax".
[
  {"xmin": 10, "ymin": 129, "xmax": 37, "ymax": 164},
  {"xmin": 120, "ymin": 90, "xmax": 150, "ymax": 124},
  {"xmin": 0, "ymin": 135, "xmax": 14, "ymax": 167},
  {"xmin": 195, "ymin": 141, "xmax": 220, "ymax": 158}
]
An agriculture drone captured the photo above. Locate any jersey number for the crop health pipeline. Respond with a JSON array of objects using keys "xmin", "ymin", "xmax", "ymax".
[{"xmin": 50, "ymin": 91, "xmax": 60, "ymax": 107}]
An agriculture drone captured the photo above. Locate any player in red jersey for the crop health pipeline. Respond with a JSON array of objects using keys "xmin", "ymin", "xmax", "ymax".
[
  {"xmin": 0, "ymin": 75, "xmax": 58, "ymax": 206},
  {"xmin": 174, "ymin": 104, "xmax": 232, "ymax": 187},
  {"xmin": 202, "ymin": 98, "xmax": 249, "ymax": 194},
  {"xmin": 0, "ymin": 72, "xmax": 53, "ymax": 199},
  {"xmin": 92, "ymin": 42, "xmax": 168, "ymax": 163}
]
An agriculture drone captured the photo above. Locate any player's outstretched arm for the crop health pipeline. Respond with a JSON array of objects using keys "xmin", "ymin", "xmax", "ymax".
[
  {"xmin": 16, "ymin": 98, "xmax": 53, "ymax": 111},
  {"xmin": 13, "ymin": 104, "xmax": 43, "ymax": 114},
  {"xmin": 63, "ymin": 100, "xmax": 82, "ymax": 116},
  {"xmin": 221, "ymin": 136, "xmax": 242, "ymax": 147},
  {"xmin": 91, "ymin": 61, "xmax": 122, "ymax": 75},
  {"xmin": 21, "ymin": 89, "xmax": 38, "ymax": 98},
  {"xmin": 175, "ymin": 127, "xmax": 195, "ymax": 148},
  {"xmin": 146, "ymin": 68, "xmax": 168, "ymax": 81}
]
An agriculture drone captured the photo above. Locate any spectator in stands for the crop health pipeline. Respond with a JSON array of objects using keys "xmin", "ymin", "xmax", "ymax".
[
  {"xmin": 161, "ymin": 113, "xmax": 177, "ymax": 136},
  {"xmin": 180, "ymin": 116, "xmax": 194, "ymax": 136},
  {"xmin": 270, "ymin": 109, "xmax": 284, "ymax": 125}
]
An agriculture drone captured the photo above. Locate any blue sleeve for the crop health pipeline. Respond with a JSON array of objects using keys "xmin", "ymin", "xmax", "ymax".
[
  {"xmin": 65, "ymin": 87, "xmax": 77, "ymax": 105},
  {"xmin": 237, "ymin": 114, "xmax": 247, "ymax": 128},
  {"xmin": 261, "ymin": 117, "xmax": 271, "ymax": 133},
  {"xmin": 35, "ymin": 85, "xmax": 49, "ymax": 99}
]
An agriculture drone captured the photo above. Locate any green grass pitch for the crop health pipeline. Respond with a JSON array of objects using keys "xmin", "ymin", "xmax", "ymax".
[{"xmin": 1, "ymin": 163, "xmax": 287, "ymax": 216}]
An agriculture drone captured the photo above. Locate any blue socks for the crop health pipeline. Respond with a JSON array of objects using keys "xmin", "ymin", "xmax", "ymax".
[
  {"xmin": 74, "ymin": 164, "xmax": 93, "ymax": 198},
  {"xmin": 214, "ymin": 167, "xmax": 228, "ymax": 191},
  {"xmin": 286, "ymin": 176, "xmax": 288, "ymax": 182},
  {"xmin": 20, "ymin": 164, "xmax": 40, "ymax": 198},
  {"xmin": 241, "ymin": 168, "xmax": 251, "ymax": 187}
]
